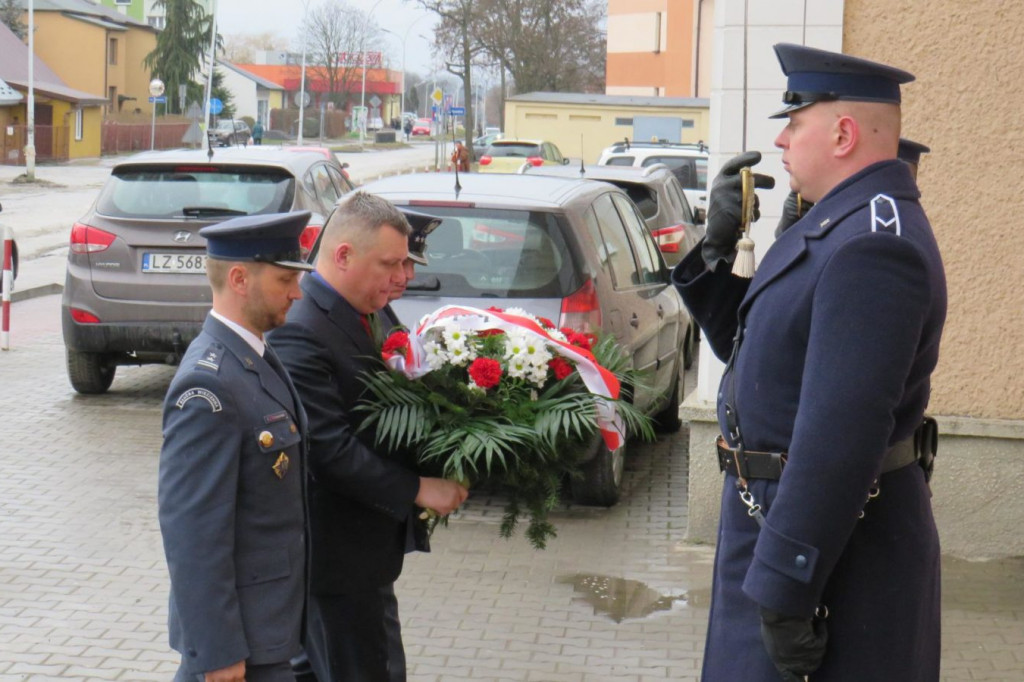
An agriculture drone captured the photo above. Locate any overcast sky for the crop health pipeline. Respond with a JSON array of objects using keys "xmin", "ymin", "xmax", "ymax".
[{"xmin": 216, "ymin": 0, "xmax": 440, "ymax": 77}]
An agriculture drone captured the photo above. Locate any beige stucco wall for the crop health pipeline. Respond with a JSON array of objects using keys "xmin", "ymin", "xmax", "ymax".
[
  {"xmin": 503, "ymin": 100, "xmax": 710, "ymax": 164},
  {"xmin": 124, "ymin": 29, "xmax": 158, "ymax": 115},
  {"xmin": 844, "ymin": 0, "xmax": 1024, "ymax": 421},
  {"xmin": 32, "ymin": 14, "xmax": 108, "ymax": 102}
]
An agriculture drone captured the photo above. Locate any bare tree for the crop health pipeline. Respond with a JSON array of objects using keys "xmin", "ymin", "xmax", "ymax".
[
  {"xmin": 301, "ymin": 1, "xmax": 379, "ymax": 111},
  {"xmin": 417, "ymin": 0, "xmax": 485, "ymax": 156},
  {"xmin": 476, "ymin": 0, "xmax": 606, "ymax": 94}
]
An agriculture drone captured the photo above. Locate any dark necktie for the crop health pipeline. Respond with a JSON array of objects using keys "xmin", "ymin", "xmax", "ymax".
[{"xmin": 263, "ymin": 345, "xmax": 297, "ymax": 410}]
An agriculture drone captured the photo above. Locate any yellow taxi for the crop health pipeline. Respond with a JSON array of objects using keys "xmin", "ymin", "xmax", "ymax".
[{"xmin": 477, "ymin": 139, "xmax": 569, "ymax": 173}]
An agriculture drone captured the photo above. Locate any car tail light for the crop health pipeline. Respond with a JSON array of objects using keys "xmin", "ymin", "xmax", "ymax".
[
  {"xmin": 558, "ymin": 278, "xmax": 602, "ymax": 333},
  {"xmin": 527, "ymin": 156, "xmax": 544, "ymax": 167},
  {"xmin": 479, "ymin": 155, "xmax": 492, "ymax": 165},
  {"xmin": 70, "ymin": 308, "xmax": 101, "ymax": 324},
  {"xmin": 70, "ymin": 223, "xmax": 116, "ymax": 254},
  {"xmin": 650, "ymin": 224, "xmax": 686, "ymax": 253},
  {"xmin": 299, "ymin": 224, "xmax": 321, "ymax": 258}
]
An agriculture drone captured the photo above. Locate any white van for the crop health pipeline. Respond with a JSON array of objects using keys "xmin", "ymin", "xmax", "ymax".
[{"xmin": 597, "ymin": 141, "xmax": 710, "ymax": 216}]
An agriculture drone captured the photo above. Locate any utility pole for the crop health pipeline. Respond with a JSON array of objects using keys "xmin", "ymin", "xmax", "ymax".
[{"xmin": 26, "ymin": 0, "xmax": 35, "ymax": 181}]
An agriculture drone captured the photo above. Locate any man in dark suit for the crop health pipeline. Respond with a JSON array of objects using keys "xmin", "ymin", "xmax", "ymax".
[
  {"xmin": 159, "ymin": 212, "xmax": 313, "ymax": 682},
  {"xmin": 674, "ymin": 44, "xmax": 946, "ymax": 681},
  {"xmin": 270, "ymin": 192, "xmax": 467, "ymax": 682}
]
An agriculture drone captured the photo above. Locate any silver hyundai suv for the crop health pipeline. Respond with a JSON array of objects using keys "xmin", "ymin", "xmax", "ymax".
[{"xmin": 62, "ymin": 146, "xmax": 353, "ymax": 394}]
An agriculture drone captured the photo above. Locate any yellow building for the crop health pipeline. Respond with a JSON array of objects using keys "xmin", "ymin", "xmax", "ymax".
[
  {"xmin": 27, "ymin": 0, "xmax": 159, "ymax": 116},
  {"xmin": 503, "ymin": 92, "xmax": 709, "ymax": 164},
  {"xmin": 0, "ymin": 20, "xmax": 106, "ymax": 162}
]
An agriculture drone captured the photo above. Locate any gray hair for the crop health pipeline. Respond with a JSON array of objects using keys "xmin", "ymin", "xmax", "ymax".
[{"xmin": 322, "ymin": 191, "xmax": 411, "ymax": 252}]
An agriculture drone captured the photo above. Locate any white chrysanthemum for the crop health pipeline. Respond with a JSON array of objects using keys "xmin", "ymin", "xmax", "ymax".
[
  {"xmin": 423, "ymin": 340, "xmax": 448, "ymax": 371},
  {"xmin": 441, "ymin": 322, "xmax": 470, "ymax": 348},
  {"xmin": 447, "ymin": 341, "xmax": 477, "ymax": 367},
  {"xmin": 507, "ymin": 356, "xmax": 530, "ymax": 380},
  {"xmin": 503, "ymin": 331, "xmax": 530, "ymax": 360},
  {"xmin": 547, "ymin": 328, "xmax": 567, "ymax": 343}
]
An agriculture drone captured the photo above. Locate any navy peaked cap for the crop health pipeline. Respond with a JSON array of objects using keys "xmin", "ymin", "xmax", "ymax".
[
  {"xmin": 199, "ymin": 210, "xmax": 314, "ymax": 272},
  {"xmin": 770, "ymin": 43, "xmax": 915, "ymax": 119},
  {"xmin": 399, "ymin": 208, "xmax": 441, "ymax": 266},
  {"xmin": 897, "ymin": 138, "xmax": 931, "ymax": 166}
]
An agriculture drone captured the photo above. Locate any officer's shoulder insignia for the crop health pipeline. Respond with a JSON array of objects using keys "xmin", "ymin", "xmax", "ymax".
[
  {"xmin": 870, "ymin": 193, "xmax": 902, "ymax": 236},
  {"xmin": 175, "ymin": 387, "xmax": 223, "ymax": 412},
  {"xmin": 196, "ymin": 344, "xmax": 223, "ymax": 372}
]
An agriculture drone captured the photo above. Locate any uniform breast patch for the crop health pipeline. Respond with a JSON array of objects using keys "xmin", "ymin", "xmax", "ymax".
[{"xmin": 175, "ymin": 387, "xmax": 223, "ymax": 412}]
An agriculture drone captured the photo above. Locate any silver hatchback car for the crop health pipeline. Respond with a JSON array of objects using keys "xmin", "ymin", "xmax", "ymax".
[
  {"xmin": 355, "ymin": 172, "xmax": 692, "ymax": 506},
  {"xmin": 62, "ymin": 146, "xmax": 354, "ymax": 394}
]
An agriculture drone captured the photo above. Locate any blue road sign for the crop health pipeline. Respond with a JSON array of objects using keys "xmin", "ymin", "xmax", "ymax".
[
  {"xmin": 449, "ymin": 106, "xmax": 465, "ymax": 115},
  {"xmin": 209, "ymin": 98, "xmax": 224, "ymax": 115},
  {"xmin": 148, "ymin": 96, "xmax": 167, "ymax": 103}
]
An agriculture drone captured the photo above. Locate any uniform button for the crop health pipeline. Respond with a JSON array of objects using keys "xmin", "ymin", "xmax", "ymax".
[{"xmin": 795, "ymin": 554, "xmax": 808, "ymax": 568}]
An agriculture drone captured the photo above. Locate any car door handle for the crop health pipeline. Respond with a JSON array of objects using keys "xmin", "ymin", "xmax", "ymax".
[
  {"xmin": 630, "ymin": 313, "xmax": 640, "ymax": 328},
  {"xmin": 657, "ymin": 305, "xmax": 665, "ymax": 319}
]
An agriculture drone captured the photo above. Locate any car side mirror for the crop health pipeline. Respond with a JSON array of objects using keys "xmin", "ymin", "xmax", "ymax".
[
  {"xmin": 694, "ymin": 207, "xmax": 706, "ymax": 225},
  {"xmin": 562, "ymin": 158, "xmax": 570, "ymax": 165}
]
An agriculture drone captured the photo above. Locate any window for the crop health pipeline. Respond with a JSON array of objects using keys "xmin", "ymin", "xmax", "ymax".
[
  {"xmin": 108, "ymin": 86, "xmax": 117, "ymax": 106},
  {"xmin": 614, "ymin": 117, "xmax": 634, "ymax": 126},
  {"xmin": 326, "ymin": 166, "xmax": 353, "ymax": 194},
  {"xmin": 612, "ymin": 193, "xmax": 662, "ymax": 283},
  {"xmin": 108, "ymin": 38, "xmax": 118, "ymax": 66},
  {"xmin": 592, "ymin": 193, "xmax": 640, "ymax": 289},
  {"xmin": 74, "ymin": 109, "xmax": 83, "ymax": 141},
  {"xmin": 606, "ymin": 156, "xmax": 635, "ymax": 167},
  {"xmin": 665, "ymin": 176, "xmax": 694, "ymax": 224},
  {"xmin": 307, "ymin": 164, "xmax": 341, "ymax": 212}
]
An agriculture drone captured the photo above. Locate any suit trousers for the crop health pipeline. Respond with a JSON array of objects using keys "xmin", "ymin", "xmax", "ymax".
[
  {"xmin": 175, "ymin": 660, "xmax": 295, "ymax": 681},
  {"xmin": 300, "ymin": 588, "xmax": 397, "ymax": 682}
]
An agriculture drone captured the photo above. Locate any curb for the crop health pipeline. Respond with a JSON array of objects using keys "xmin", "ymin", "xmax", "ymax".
[{"xmin": 11, "ymin": 283, "xmax": 63, "ymax": 304}]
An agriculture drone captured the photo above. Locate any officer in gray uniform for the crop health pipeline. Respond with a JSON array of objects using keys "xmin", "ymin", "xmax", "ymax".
[
  {"xmin": 159, "ymin": 212, "xmax": 313, "ymax": 682},
  {"xmin": 674, "ymin": 44, "xmax": 946, "ymax": 681}
]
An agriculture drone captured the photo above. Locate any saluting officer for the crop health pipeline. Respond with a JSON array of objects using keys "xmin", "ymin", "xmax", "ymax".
[
  {"xmin": 158, "ymin": 212, "xmax": 313, "ymax": 682},
  {"xmin": 674, "ymin": 44, "xmax": 946, "ymax": 681}
]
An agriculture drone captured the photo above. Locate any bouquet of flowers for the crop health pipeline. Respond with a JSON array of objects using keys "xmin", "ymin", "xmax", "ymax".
[{"xmin": 357, "ymin": 305, "xmax": 653, "ymax": 549}]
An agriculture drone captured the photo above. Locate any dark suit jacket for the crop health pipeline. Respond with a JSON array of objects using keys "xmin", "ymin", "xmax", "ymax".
[
  {"xmin": 159, "ymin": 315, "xmax": 307, "ymax": 674},
  {"xmin": 269, "ymin": 274, "xmax": 421, "ymax": 594}
]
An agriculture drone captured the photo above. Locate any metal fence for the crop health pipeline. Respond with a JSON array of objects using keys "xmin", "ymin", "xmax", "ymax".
[
  {"xmin": 0, "ymin": 122, "xmax": 193, "ymax": 165},
  {"xmin": 100, "ymin": 121, "xmax": 191, "ymax": 156}
]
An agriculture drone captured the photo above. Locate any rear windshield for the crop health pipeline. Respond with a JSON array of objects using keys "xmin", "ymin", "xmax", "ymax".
[
  {"xmin": 612, "ymin": 182, "xmax": 658, "ymax": 219},
  {"xmin": 96, "ymin": 165, "xmax": 295, "ymax": 219},
  {"xmin": 404, "ymin": 207, "xmax": 581, "ymax": 298},
  {"xmin": 486, "ymin": 143, "xmax": 542, "ymax": 158},
  {"xmin": 642, "ymin": 156, "xmax": 708, "ymax": 190}
]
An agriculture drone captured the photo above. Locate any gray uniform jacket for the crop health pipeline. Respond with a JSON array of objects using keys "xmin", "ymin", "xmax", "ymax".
[{"xmin": 158, "ymin": 314, "xmax": 308, "ymax": 675}]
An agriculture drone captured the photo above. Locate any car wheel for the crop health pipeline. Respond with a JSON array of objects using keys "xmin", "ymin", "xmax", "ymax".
[
  {"xmin": 571, "ymin": 435, "xmax": 625, "ymax": 507},
  {"xmin": 683, "ymin": 321, "xmax": 697, "ymax": 370},
  {"xmin": 67, "ymin": 349, "xmax": 116, "ymax": 394},
  {"xmin": 653, "ymin": 359, "xmax": 684, "ymax": 433}
]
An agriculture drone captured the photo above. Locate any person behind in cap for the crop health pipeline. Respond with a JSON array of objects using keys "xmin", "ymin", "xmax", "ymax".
[
  {"xmin": 268, "ymin": 192, "xmax": 468, "ymax": 682},
  {"xmin": 380, "ymin": 209, "xmax": 441, "ymax": 332},
  {"xmin": 776, "ymin": 136, "xmax": 931, "ymax": 236},
  {"xmin": 158, "ymin": 212, "xmax": 313, "ymax": 682},
  {"xmin": 673, "ymin": 43, "xmax": 946, "ymax": 681}
]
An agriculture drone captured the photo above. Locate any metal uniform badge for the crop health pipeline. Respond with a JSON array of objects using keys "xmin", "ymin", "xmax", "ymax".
[
  {"xmin": 259, "ymin": 430, "xmax": 274, "ymax": 448},
  {"xmin": 273, "ymin": 452, "xmax": 290, "ymax": 479}
]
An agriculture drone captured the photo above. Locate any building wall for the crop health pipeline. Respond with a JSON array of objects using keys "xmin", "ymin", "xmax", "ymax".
[
  {"xmin": 843, "ymin": 0, "xmax": 1024, "ymax": 421},
  {"xmin": 31, "ymin": 14, "xmax": 108, "ymax": 103},
  {"xmin": 56, "ymin": 102, "xmax": 103, "ymax": 159},
  {"xmin": 607, "ymin": 0, "xmax": 698, "ymax": 97},
  {"xmin": 503, "ymin": 99, "xmax": 710, "ymax": 164},
  {"xmin": 123, "ymin": 28, "xmax": 157, "ymax": 115},
  {"xmin": 98, "ymin": 0, "xmax": 145, "ymax": 22}
]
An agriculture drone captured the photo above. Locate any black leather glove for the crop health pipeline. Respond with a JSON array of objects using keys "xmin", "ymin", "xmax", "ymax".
[
  {"xmin": 702, "ymin": 151, "xmax": 775, "ymax": 270},
  {"xmin": 760, "ymin": 606, "xmax": 828, "ymax": 680},
  {"xmin": 775, "ymin": 191, "xmax": 814, "ymax": 238}
]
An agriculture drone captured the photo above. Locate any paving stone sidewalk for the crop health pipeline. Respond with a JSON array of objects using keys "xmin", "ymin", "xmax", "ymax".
[{"xmin": 0, "ymin": 295, "xmax": 1022, "ymax": 681}]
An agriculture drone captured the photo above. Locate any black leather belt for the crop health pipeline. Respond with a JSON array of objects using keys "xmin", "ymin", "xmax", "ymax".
[{"xmin": 716, "ymin": 435, "xmax": 919, "ymax": 481}]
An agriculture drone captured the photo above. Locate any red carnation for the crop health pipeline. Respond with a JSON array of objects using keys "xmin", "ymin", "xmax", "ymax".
[
  {"xmin": 381, "ymin": 331, "xmax": 409, "ymax": 361},
  {"xmin": 549, "ymin": 356, "xmax": 574, "ymax": 380},
  {"xmin": 468, "ymin": 357, "xmax": 503, "ymax": 389},
  {"xmin": 566, "ymin": 331, "xmax": 592, "ymax": 351},
  {"xmin": 537, "ymin": 316, "xmax": 556, "ymax": 329},
  {"xmin": 478, "ymin": 328, "xmax": 504, "ymax": 337}
]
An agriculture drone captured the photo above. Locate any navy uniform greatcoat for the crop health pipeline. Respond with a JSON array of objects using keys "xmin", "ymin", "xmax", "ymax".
[
  {"xmin": 674, "ymin": 159, "xmax": 946, "ymax": 681},
  {"xmin": 158, "ymin": 315, "xmax": 308, "ymax": 676}
]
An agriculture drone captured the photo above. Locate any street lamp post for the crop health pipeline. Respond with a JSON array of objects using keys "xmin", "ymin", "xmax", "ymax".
[
  {"xmin": 297, "ymin": 0, "xmax": 312, "ymax": 145},
  {"xmin": 359, "ymin": 0, "xmax": 387, "ymax": 147}
]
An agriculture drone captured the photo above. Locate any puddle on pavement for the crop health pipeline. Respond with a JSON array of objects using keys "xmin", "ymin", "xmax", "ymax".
[{"xmin": 559, "ymin": 573, "xmax": 695, "ymax": 622}]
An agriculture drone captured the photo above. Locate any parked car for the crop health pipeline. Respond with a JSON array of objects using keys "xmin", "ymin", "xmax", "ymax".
[
  {"xmin": 597, "ymin": 140, "xmax": 710, "ymax": 216},
  {"xmin": 519, "ymin": 162, "xmax": 703, "ymax": 367},
  {"xmin": 61, "ymin": 146, "xmax": 355, "ymax": 394},
  {"xmin": 478, "ymin": 139, "xmax": 569, "ymax": 173},
  {"xmin": 411, "ymin": 118, "xmax": 433, "ymax": 136},
  {"xmin": 343, "ymin": 172, "xmax": 692, "ymax": 506},
  {"xmin": 207, "ymin": 119, "xmax": 251, "ymax": 147},
  {"xmin": 0, "ymin": 203, "xmax": 17, "ymax": 294},
  {"xmin": 471, "ymin": 131, "xmax": 503, "ymax": 160}
]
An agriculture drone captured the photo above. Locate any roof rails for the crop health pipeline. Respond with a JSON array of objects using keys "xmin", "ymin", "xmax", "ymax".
[{"xmin": 612, "ymin": 138, "xmax": 709, "ymax": 154}]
